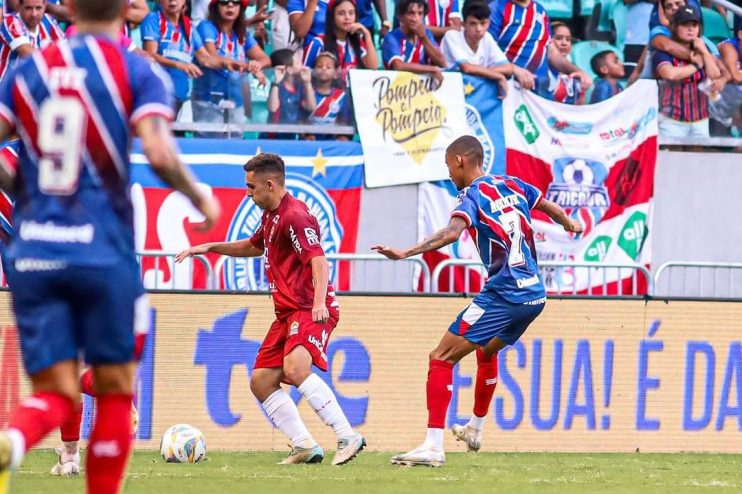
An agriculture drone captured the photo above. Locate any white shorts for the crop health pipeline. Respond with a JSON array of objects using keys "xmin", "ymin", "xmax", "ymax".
[{"xmin": 659, "ymin": 115, "xmax": 709, "ymax": 139}]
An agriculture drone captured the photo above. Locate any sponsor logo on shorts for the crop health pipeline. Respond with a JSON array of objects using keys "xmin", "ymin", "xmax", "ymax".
[
  {"xmin": 308, "ymin": 329, "xmax": 329, "ymax": 361},
  {"xmin": 516, "ymin": 274, "xmax": 541, "ymax": 288},
  {"xmin": 289, "ymin": 321, "xmax": 299, "ymax": 336},
  {"xmin": 224, "ymin": 173, "xmax": 344, "ymax": 290}
]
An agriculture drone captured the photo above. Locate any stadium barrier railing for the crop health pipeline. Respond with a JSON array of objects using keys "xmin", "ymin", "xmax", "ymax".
[
  {"xmin": 171, "ymin": 122, "xmax": 357, "ymax": 137},
  {"xmin": 431, "ymin": 259, "xmax": 654, "ymax": 296},
  {"xmin": 212, "ymin": 252, "xmax": 432, "ymax": 293},
  {"xmin": 136, "ymin": 250, "xmax": 214, "ymax": 291},
  {"xmin": 654, "ymin": 261, "xmax": 742, "ymax": 299}
]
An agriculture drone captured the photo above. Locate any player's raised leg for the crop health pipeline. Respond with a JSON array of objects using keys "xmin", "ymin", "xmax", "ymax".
[
  {"xmin": 250, "ymin": 367, "xmax": 324, "ymax": 464},
  {"xmin": 391, "ymin": 332, "xmax": 478, "ymax": 467},
  {"xmin": 452, "ymin": 348, "xmax": 499, "ymax": 452},
  {"xmin": 285, "ymin": 345, "xmax": 365, "ymax": 466}
]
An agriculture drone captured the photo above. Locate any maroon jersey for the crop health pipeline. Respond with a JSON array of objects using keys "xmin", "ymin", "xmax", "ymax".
[{"xmin": 249, "ymin": 193, "xmax": 339, "ymax": 316}]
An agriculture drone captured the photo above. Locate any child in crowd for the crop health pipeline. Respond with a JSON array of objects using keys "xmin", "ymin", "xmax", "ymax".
[
  {"xmin": 305, "ymin": 51, "xmax": 354, "ymax": 141},
  {"xmin": 653, "ymin": 5, "xmax": 721, "ymax": 138},
  {"xmin": 266, "ymin": 48, "xmax": 317, "ymax": 140},
  {"xmin": 546, "ymin": 22, "xmax": 585, "ymax": 104},
  {"xmin": 589, "ymin": 50, "xmax": 625, "ymax": 104}
]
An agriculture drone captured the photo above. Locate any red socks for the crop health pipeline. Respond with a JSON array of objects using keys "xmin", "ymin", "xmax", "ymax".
[
  {"xmin": 59, "ymin": 402, "xmax": 83, "ymax": 442},
  {"xmin": 80, "ymin": 369, "xmax": 96, "ymax": 397},
  {"xmin": 8, "ymin": 392, "xmax": 74, "ymax": 452},
  {"xmin": 86, "ymin": 394, "xmax": 133, "ymax": 494},
  {"xmin": 473, "ymin": 349, "xmax": 499, "ymax": 418},
  {"xmin": 426, "ymin": 359, "xmax": 454, "ymax": 429}
]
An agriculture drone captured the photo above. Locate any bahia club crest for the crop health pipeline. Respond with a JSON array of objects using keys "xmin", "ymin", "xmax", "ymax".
[{"xmin": 224, "ymin": 173, "xmax": 344, "ymax": 291}]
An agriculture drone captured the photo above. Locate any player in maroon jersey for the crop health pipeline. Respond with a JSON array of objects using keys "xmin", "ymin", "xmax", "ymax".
[{"xmin": 176, "ymin": 153, "xmax": 365, "ymax": 466}]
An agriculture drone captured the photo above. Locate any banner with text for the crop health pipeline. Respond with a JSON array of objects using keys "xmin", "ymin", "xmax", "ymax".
[
  {"xmin": 130, "ymin": 139, "xmax": 363, "ymax": 291},
  {"xmin": 3, "ymin": 295, "xmax": 740, "ymax": 453},
  {"xmin": 350, "ymin": 70, "xmax": 468, "ymax": 188},
  {"xmin": 503, "ymin": 81, "xmax": 658, "ymax": 294}
]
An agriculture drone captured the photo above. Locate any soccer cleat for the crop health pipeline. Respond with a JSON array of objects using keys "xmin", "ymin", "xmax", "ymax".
[
  {"xmin": 331, "ymin": 433, "xmax": 366, "ymax": 466},
  {"xmin": 278, "ymin": 444, "xmax": 324, "ymax": 465},
  {"xmin": 0, "ymin": 432, "xmax": 12, "ymax": 494},
  {"xmin": 390, "ymin": 444, "xmax": 445, "ymax": 467},
  {"xmin": 49, "ymin": 446, "xmax": 81, "ymax": 476},
  {"xmin": 131, "ymin": 403, "xmax": 139, "ymax": 437},
  {"xmin": 452, "ymin": 424, "xmax": 482, "ymax": 452}
]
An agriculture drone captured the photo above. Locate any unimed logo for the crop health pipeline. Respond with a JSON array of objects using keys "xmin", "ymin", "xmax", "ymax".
[{"xmin": 0, "ymin": 327, "xmax": 20, "ymax": 428}]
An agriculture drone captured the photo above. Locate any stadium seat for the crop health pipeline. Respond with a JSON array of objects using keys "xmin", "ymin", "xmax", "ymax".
[
  {"xmin": 580, "ymin": 0, "xmax": 596, "ymax": 17},
  {"xmin": 702, "ymin": 7, "xmax": 731, "ymax": 45},
  {"xmin": 610, "ymin": 0, "xmax": 627, "ymax": 51},
  {"xmin": 570, "ymin": 40, "xmax": 623, "ymax": 80},
  {"xmin": 541, "ymin": 0, "xmax": 573, "ymax": 20},
  {"xmin": 598, "ymin": 0, "xmax": 617, "ymax": 32}
]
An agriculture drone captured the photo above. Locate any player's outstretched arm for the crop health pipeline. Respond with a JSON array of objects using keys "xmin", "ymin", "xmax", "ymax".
[
  {"xmin": 536, "ymin": 199, "xmax": 583, "ymax": 234},
  {"xmin": 175, "ymin": 239, "xmax": 264, "ymax": 263},
  {"xmin": 136, "ymin": 116, "xmax": 220, "ymax": 231},
  {"xmin": 372, "ymin": 216, "xmax": 468, "ymax": 260}
]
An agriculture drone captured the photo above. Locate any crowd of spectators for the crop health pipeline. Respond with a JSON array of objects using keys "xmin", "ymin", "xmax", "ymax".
[{"xmin": 0, "ymin": 0, "xmax": 739, "ymax": 139}]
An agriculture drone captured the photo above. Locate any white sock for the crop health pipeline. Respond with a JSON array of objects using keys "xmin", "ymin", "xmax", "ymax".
[
  {"xmin": 297, "ymin": 374, "xmax": 354, "ymax": 440},
  {"xmin": 63, "ymin": 441, "xmax": 79, "ymax": 456},
  {"xmin": 7, "ymin": 428, "xmax": 25, "ymax": 469},
  {"xmin": 424, "ymin": 428, "xmax": 444, "ymax": 449},
  {"xmin": 468, "ymin": 416, "xmax": 485, "ymax": 431},
  {"xmin": 261, "ymin": 389, "xmax": 314, "ymax": 448}
]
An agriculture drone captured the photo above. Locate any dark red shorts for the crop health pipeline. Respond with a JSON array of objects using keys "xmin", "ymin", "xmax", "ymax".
[{"xmin": 254, "ymin": 310, "xmax": 339, "ymax": 372}]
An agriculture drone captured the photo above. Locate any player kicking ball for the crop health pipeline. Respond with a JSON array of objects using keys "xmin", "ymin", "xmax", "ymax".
[
  {"xmin": 176, "ymin": 153, "xmax": 365, "ymax": 466},
  {"xmin": 373, "ymin": 136, "xmax": 582, "ymax": 467}
]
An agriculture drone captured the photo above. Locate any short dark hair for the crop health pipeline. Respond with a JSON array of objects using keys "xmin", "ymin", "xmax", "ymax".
[
  {"xmin": 396, "ymin": 0, "xmax": 428, "ymax": 19},
  {"xmin": 590, "ymin": 50, "xmax": 613, "ymax": 76},
  {"xmin": 244, "ymin": 153, "xmax": 286, "ymax": 184},
  {"xmin": 270, "ymin": 48, "xmax": 295, "ymax": 67},
  {"xmin": 446, "ymin": 136, "xmax": 484, "ymax": 165},
  {"xmin": 462, "ymin": 1, "xmax": 490, "ymax": 21},
  {"xmin": 73, "ymin": 0, "xmax": 126, "ymax": 21}
]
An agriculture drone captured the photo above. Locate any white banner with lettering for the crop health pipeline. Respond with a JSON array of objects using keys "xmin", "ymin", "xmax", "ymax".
[{"xmin": 349, "ymin": 70, "xmax": 468, "ymax": 188}]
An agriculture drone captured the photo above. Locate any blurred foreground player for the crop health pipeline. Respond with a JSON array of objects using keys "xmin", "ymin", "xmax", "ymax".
[
  {"xmin": 0, "ymin": 140, "xmax": 142, "ymax": 478},
  {"xmin": 373, "ymin": 136, "xmax": 582, "ymax": 466},
  {"xmin": 0, "ymin": 0, "xmax": 220, "ymax": 492},
  {"xmin": 176, "ymin": 153, "xmax": 366, "ymax": 466}
]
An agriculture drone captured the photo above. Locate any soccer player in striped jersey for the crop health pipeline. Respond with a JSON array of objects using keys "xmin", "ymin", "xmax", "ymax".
[
  {"xmin": 374, "ymin": 136, "xmax": 582, "ymax": 466},
  {"xmin": 0, "ymin": 1, "xmax": 220, "ymax": 492},
  {"xmin": 0, "ymin": 0, "xmax": 64, "ymax": 81}
]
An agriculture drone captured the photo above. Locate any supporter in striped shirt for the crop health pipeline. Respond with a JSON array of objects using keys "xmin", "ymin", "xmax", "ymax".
[
  {"xmin": 0, "ymin": 0, "xmax": 64, "ymax": 81},
  {"xmin": 381, "ymin": 0, "xmax": 446, "ymax": 81},
  {"xmin": 487, "ymin": 0, "xmax": 591, "ymax": 97},
  {"xmin": 305, "ymin": 51, "xmax": 353, "ymax": 140},
  {"xmin": 302, "ymin": 0, "xmax": 378, "ymax": 84},
  {"xmin": 653, "ymin": 5, "xmax": 721, "ymax": 138},
  {"xmin": 424, "ymin": 0, "xmax": 462, "ymax": 40}
]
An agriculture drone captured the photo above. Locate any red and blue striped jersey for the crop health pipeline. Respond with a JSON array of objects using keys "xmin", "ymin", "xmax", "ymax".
[
  {"xmin": 425, "ymin": 0, "xmax": 461, "ymax": 28},
  {"xmin": 381, "ymin": 27, "xmax": 437, "ymax": 69},
  {"xmin": 488, "ymin": 0, "xmax": 551, "ymax": 76},
  {"xmin": 308, "ymin": 87, "xmax": 351, "ymax": 125},
  {"xmin": 451, "ymin": 175, "xmax": 545, "ymax": 303},
  {"xmin": 0, "ymin": 35, "xmax": 174, "ymax": 266},
  {"xmin": 0, "ymin": 13, "xmax": 64, "ymax": 81},
  {"xmin": 653, "ymin": 50, "xmax": 707, "ymax": 122},
  {"xmin": 0, "ymin": 138, "xmax": 18, "ymax": 242}
]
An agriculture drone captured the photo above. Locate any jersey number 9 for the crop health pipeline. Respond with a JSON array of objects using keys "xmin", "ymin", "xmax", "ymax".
[{"xmin": 37, "ymin": 97, "xmax": 86, "ymax": 196}]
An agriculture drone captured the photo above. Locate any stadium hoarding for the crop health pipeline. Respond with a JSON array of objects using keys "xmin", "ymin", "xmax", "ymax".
[{"xmin": 1, "ymin": 294, "xmax": 740, "ymax": 453}]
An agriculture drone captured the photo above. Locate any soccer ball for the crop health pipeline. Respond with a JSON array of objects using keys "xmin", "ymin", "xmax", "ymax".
[{"xmin": 160, "ymin": 424, "xmax": 207, "ymax": 463}]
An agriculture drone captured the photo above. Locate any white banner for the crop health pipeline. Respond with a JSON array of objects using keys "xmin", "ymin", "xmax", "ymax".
[
  {"xmin": 503, "ymin": 81, "xmax": 659, "ymax": 294},
  {"xmin": 349, "ymin": 69, "xmax": 468, "ymax": 188}
]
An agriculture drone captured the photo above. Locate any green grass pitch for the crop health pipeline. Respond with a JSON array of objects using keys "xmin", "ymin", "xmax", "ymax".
[{"xmin": 10, "ymin": 450, "xmax": 742, "ymax": 493}]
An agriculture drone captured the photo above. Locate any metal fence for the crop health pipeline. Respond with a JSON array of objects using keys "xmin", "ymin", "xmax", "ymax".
[
  {"xmin": 654, "ymin": 262, "xmax": 742, "ymax": 299},
  {"xmin": 431, "ymin": 259, "xmax": 653, "ymax": 296}
]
